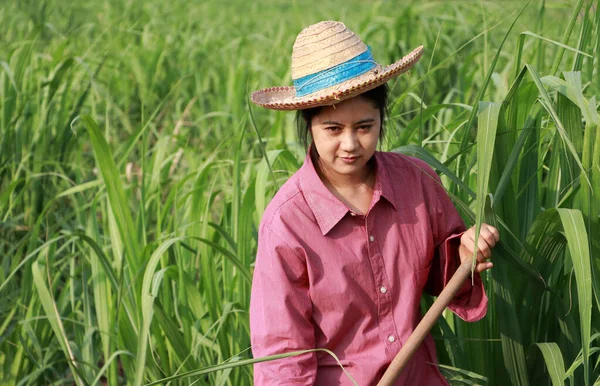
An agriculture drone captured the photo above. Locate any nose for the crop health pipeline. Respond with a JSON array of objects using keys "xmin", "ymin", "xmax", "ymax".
[{"xmin": 339, "ymin": 129, "xmax": 359, "ymax": 152}]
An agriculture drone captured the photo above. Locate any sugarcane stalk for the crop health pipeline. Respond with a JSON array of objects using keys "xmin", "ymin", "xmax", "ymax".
[{"xmin": 376, "ymin": 259, "xmax": 474, "ymax": 386}]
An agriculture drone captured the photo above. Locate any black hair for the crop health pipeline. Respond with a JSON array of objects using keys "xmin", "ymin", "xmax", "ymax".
[{"xmin": 295, "ymin": 83, "xmax": 389, "ymax": 150}]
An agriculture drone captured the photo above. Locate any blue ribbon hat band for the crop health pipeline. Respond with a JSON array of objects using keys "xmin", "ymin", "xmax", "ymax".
[{"xmin": 293, "ymin": 47, "xmax": 377, "ymax": 97}]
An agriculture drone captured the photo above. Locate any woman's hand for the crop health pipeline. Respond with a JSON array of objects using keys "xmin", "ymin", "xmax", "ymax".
[{"xmin": 458, "ymin": 223, "xmax": 500, "ymax": 273}]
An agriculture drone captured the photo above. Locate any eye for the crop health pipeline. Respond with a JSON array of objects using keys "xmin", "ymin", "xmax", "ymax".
[
  {"xmin": 325, "ymin": 126, "xmax": 341, "ymax": 132},
  {"xmin": 358, "ymin": 125, "xmax": 372, "ymax": 131}
]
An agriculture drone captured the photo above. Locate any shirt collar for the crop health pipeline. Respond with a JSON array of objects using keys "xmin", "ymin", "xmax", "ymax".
[
  {"xmin": 374, "ymin": 152, "xmax": 397, "ymax": 212},
  {"xmin": 298, "ymin": 148, "xmax": 397, "ymax": 236}
]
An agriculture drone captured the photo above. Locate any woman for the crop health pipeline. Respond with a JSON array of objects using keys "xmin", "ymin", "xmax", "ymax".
[{"xmin": 249, "ymin": 21, "xmax": 499, "ymax": 386}]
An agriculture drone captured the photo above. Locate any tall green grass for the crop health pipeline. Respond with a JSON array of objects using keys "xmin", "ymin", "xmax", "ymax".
[{"xmin": 1, "ymin": 0, "xmax": 598, "ymax": 385}]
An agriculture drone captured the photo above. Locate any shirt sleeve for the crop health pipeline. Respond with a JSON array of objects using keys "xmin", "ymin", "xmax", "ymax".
[
  {"xmin": 422, "ymin": 165, "xmax": 488, "ymax": 322},
  {"xmin": 249, "ymin": 224, "xmax": 317, "ymax": 385}
]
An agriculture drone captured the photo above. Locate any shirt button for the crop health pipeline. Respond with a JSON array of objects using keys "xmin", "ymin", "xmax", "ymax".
[
  {"xmin": 350, "ymin": 212, "xmax": 356, "ymax": 216},
  {"xmin": 369, "ymin": 235, "xmax": 375, "ymax": 242},
  {"xmin": 388, "ymin": 335, "xmax": 395, "ymax": 343},
  {"xmin": 380, "ymin": 286, "xmax": 387, "ymax": 294}
]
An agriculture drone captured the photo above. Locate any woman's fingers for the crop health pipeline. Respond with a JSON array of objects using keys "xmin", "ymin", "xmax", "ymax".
[
  {"xmin": 475, "ymin": 261, "xmax": 494, "ymax": 273},
  {"xmin": 460, "ymin": 230, "xmax": 472, "ymax": 247},
  {"xmin": 480, "ymin": 226, "xmax": 498, "ymax": 248},
  {"xmin": 459, "ymin": 244, "xmax": 488, "ymax": 264},
  {"xmin": 462, "ymin": 233, "xmax": 492, "ymax": 262},
  {"xmin": 488, "ymin": 224, "xmax": 500, "ymax": 242},
  {"xmin": 460, "ymin": 224, "xmax": 499, "ymax": 272},
  {"xmin": 461, "ymin": 223, "xmax": 501, "ymax": 262},
  {"xmin": 459, "ymin": 245, "xmax": 493, "ymax": 272},
  {"xmin": 476, "ymin": 237, "xmax": 492, "ymax": 260}
]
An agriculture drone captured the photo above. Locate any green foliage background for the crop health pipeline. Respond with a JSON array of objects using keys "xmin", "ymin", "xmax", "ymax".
[{"xmin": 1, "ymin": 0, "xmax": 599, "ymax": 385}]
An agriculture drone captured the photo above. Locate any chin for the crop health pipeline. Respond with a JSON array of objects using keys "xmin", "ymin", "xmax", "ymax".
[{"xmin": 335, "ymin": 161, "xmax": 367, "ymax": 174}]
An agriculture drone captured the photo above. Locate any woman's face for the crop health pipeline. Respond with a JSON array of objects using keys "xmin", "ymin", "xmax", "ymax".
[{"xmin": 310, "ymin": 95, "xmax": 381, "ymax": 182}]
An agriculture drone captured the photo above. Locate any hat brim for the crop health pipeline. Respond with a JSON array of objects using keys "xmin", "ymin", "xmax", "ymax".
[{"xmin": 251, "ymin": 45, "xmax": 423, "ymax": 111}]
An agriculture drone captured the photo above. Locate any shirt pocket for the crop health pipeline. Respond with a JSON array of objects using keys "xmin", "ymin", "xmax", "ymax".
[{"xmin": 411, "ymin": 261, "xmax": 432, "ymax": 291}]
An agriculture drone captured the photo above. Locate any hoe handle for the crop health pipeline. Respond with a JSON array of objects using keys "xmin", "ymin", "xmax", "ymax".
[{"xmin": 376, "ymin": 260, "xmax": 473, "ymax": 386}]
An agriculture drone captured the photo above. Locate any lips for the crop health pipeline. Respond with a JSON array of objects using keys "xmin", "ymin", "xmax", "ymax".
[{"xmin": 340, "ymin": 156, "xmax": 359, "ymax": 164}]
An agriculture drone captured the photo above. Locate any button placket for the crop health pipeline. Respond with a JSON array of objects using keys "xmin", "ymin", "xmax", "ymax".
[{"xmin": 365, "ymin": 214, "xmax": 397, "ymax": 348}]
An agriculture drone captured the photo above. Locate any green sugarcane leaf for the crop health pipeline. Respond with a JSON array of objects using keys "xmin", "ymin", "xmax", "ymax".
[
  {"xmin": 144, "ymin": 348, "xmax": 358, "ymax": 386},
  {"xmin": 474, "ymin": 102, "xmax": 501, "ymax": 272},
  {"xmin": 526, "ymin": 65, "xmax": 590, "ymax": 188},
  {"xmin": 534, "ymin": 343, "xmax": 566, "ymax": 386},
  {"xmin": 32, "ymin": 259, "xmax": 86, "ymax": 386},
  {"xmin": 134, "ymin": 237, "xmax": 185, "ymax": 386},
  {"xmin": 436, "ymin": 363, "xmax": 488, "ymax": 384},
  {"xmin": 80, "ymin": 115, "xmax": 143, "ymax": 278},
  {"xmin": 393, "ymin": 145, "xmax": 475, "ymax": 198},
  {"xmin": 565, "ymin": 334, "xmax": 600, "ymax": 378},
  {"xmin": 519, "ymin": 31, "xmax": 592, "ymax": 58},
  {"xmin": 557, "ymin": 209, "xmax": 592, "ymax": 385}
]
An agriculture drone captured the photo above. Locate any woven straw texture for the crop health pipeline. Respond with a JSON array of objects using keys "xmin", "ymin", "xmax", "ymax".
[{"xmin": 251, "ymin": 21, "xmax": 423, "ymax": 111}]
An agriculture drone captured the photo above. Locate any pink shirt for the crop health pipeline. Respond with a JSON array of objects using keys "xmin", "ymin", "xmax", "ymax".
[{"xmin": 249, "ymin": 151, "xmax": 487, "ymax": 386}]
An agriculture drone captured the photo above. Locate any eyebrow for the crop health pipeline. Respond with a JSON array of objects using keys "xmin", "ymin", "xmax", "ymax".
[{"xmin": 321, "ymin": 118, "xmax": 375, "ymax": 126}]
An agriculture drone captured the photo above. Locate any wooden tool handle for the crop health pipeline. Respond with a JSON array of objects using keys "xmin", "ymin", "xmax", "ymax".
[{"xmin": 376, "ymin": 260, "xmax": 473, "ymax": 386}]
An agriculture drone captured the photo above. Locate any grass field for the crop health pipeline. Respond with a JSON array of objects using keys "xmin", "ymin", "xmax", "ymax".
[{"xmin": 1, "ymin": 0, "xmax": 599, "ymax": 385}]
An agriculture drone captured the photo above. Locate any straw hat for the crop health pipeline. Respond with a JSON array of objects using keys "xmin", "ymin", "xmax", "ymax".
[{"xmin": 251, "ymin": 21, "xmax": 423, "ymax": 111}]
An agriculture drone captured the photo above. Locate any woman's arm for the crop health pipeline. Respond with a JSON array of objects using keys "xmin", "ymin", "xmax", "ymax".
[
  {"xmin": 250, "ymin": 225, "xmax": 317, "ymax": 385},
  {"xmin": 419, "ymin": 162, "xmax": 489, "ymax": 322}
]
